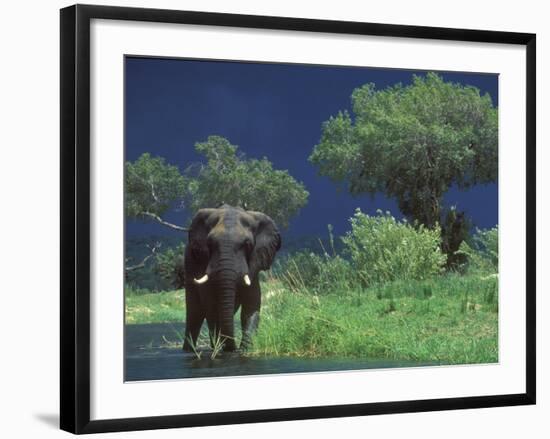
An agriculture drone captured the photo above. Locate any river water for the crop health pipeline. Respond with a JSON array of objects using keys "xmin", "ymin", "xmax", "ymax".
[{"xmin": 125, "ymin": 323, "xmax": 436, "ymax": 382}]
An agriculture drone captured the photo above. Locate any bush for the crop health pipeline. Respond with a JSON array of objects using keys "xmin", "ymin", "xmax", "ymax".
[
  {"xmin": 154, "ymin": 243, "xmax": 185, "ymax": 287},
  {"xmin": 457, "ymin": 226, "xmax": 498, "ymax": 274},
  {"xmin": 342, "ymin": 209, "xmax": 446, "ymax": 286},
  {"xmin": 125, "ymin": 285, "xmax": 153, "ymax": 296},
  {"xmin": 275, "ymin": 251, "xmax": 322, "ymax": 290},
  {"xmin": 275, "ymin": 250, "xmax": 357, "ymax": 295}
]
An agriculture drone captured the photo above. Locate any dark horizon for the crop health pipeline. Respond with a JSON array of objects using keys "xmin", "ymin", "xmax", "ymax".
[{"xmin": 125, "ymin": 57, "xmax": 498, "ymax": 240}]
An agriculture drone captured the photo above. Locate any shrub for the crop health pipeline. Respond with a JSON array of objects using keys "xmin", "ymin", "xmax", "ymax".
[
  {"xmin": 457, "ymin": 226, "xmax": 498, "ymax": 274},
  {"xmin": 275, "ymin": 251, "xmax": 357, "ymax": 295},
  {"xmin": 274, "ymin": 225, "xmax": 359, "ymax": 295},
  {"xmin": 154, "ymin": 243, "xmax": 185, "ymax": 287},
  {"xmin": 125, "ymin": 285, "xmax": 153, "ymax": 296},
  {"xmin": 275, "ymin": 251, "xmax": 322, "ymax": 290},
  {"xmin": 342, "ymin": 209, "xmax": 446, "ymax": 286}
]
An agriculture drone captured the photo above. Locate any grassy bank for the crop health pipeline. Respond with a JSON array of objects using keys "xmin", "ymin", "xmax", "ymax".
[
  {"xmin": 125, "ymin": 289, "xmax": 185, "ymax": 324},
  {"xmin": 125, "ymin": 273, "xmax": 498, "ymax": 365}
]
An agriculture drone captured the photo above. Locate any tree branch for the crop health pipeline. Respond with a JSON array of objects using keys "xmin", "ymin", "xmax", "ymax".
[
  {"xmin": 125, "ymin": 242, "xmax": 162, "ymax": 273},
  {"xmin": 149, "ymin": 179, "xmax": 160, "ymax": 205},
  {"xmin": 140, "ymin": 211, "xmax": 189, "ymax": 232}
]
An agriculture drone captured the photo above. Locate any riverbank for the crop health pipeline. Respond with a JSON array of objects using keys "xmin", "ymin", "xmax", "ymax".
[{"xmin": 125, "ymin": 274, "xmax": 498, "ymax": 365}]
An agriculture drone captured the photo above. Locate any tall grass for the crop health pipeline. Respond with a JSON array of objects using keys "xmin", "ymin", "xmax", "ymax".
[
  {"xmin": 125, "ymin": 273, "xmax": 498, "ymax": 365},
  {"xmin": 252, "ymin": 275, "xmax": 498, "ymax": 364},
  {"xmin": 274, "ymin": 251, "xmax": 358, "ymax": 295}
]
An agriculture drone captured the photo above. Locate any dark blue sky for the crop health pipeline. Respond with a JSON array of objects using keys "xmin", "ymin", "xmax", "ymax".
[{"xmin": 125, "ymin": 57, "xmax": 498, "ymax": 239}]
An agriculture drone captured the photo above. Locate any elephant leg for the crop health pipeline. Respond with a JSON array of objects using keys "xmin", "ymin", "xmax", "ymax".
[
  {"xmin": 239, "ymin": 288, "xmax": 261, "ymax": 351},
  {"xmin": 183, "ymin": 297, "xmax": 204, "ymax": 352}
]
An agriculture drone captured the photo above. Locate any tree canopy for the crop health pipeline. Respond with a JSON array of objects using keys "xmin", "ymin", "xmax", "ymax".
[
  {"xmin": 187, "ymin": 136, "xmax": 309, "ymax": 228},
  {"xmin": 125, "ymin": 136, "xmax": 309, "ymax": 231},
  {"xmin": 125, "ymin": 153, "xmax": 188, "ymax": 231},
  {"xmin": 309, "ymin": 72, "xmax": 498, "ymax": 233}
]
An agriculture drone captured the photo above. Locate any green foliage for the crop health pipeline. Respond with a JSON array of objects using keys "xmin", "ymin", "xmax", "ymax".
[
  {"xmin": 187, "ymin": 136, "xmax": 309, "ymax": 228},
  {"xmin": 252, "ymin": 274, "xmax": 498, "ymax": 363},
  {"xmin": 125, "ymin": 289, "xmax": 185, "ymax": 324},
  {"xmin": 275, "ymin": 251, "xmax": 357, "ymax": 295},
  {"xmin": 274, "ymin": 225, "xmax": 359, "ymax": 295},
  {"xmin": 125, "ymin": 275, "xmax": 498, "ymax": 364},
  {"xmin": 125, "ymin": 236, "xmax": 183, "ymax": 291},
  {"xmin": 342, "ymin": 209, "xmax": 446, "ymax": 286},
  {"xmin": 125, "ymin": 153, "xmax": 187, "ymax": 219},
  {"xmin": 309, "ymin": 72, "xmax": 498, "ymax": 230},
  {"xmin": 154, "ymin": 243, "xmax": 185, "ymax": 286},
  {"xmin": 125, "ymin": 285, "xmax": 154, "ymax": 296},
  {"xmin": 275, "ymin": 213, "xmax": 448, "ymax": 296},
  {"xmin": 125, "ymin": 138, "xmax": 309, "ymax": 231},
  {"xmin": 457, "ymin": 226, "xmax": 498, "ymax": 274}
]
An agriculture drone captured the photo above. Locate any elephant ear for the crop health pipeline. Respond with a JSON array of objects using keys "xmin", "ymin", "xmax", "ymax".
[
  {"xmin": 187, "ymin": 208, "xmax": 217, "ymax": 264},
  {"xmin": 249, "ymin": 212, "xmax": 281, "ymax": 274}
]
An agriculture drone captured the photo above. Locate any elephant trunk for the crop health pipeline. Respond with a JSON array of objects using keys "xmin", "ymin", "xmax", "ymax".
[{"xmin": 215, "ymin": 269, "xmax": 238, "ymax": 352}]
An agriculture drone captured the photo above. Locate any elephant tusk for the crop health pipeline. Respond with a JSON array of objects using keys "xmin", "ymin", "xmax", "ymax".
[
  {"xmin": 193, "ymin": 274, "xmax": 209, "ymax": 284},
  {"xmin": 243, "ymin": 274, "xmax": 251, "ymax": 286}
]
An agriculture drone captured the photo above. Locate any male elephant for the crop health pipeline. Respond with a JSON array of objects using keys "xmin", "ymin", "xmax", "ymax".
[{"xmin": 183, "ymin": 204, "xmax": 281, "ymax": 352}]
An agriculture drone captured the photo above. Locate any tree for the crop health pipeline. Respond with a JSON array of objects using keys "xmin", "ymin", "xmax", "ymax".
[
  {"xmin": 186, "ymin": 136, "xmax": 309, "ymax": 228},
  {"xmin": 126, "ymin": 139, "xmax": 309, "ymax": 231},
  {"xmin": 125, "ymin": 138, "xmax": 308, "ymax": 281},
  {"xmin": 125, "ymin": 241, "xmax": 162, "ymax": 277},
  {"xmin": 309, "ymin": 73, "xmax": 498, "ymax": 259},
  {"xmin": 154, "ymin": 242, "xmax": 186, "ymax": 288},
  {"xmin": 125, "ymin": 153, "xmax": 188, "ymax": 231}
]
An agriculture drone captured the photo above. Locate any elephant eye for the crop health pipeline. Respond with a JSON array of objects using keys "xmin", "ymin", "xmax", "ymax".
[
  {"xmin": 243, "ymin": 239, "xmax": 254, "ymax": 253},
  {"xmin": 192, "ymin": 241, "xmax": 208, "ymax": 259},
  {"xmin": 206, "ymin": 236, "xmax": 219, "ymax": 251}
]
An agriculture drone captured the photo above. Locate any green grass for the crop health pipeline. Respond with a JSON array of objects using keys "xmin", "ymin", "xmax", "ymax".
[
  {"xmin": 125, "ymin": 289, "xmax": 185, "ymax": 324},
  {"xmin": 253, "ymin": 274, "xmax": 498, "ymax": 364},
  {"xmin": 125, "ymin": 273, "xmax": 498, "ymax": 365}
]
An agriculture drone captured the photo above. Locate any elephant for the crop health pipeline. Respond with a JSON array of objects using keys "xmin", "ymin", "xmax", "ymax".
[{"xmin": 182, "ymin": 204, "xmax": 281, "ymax": 352}]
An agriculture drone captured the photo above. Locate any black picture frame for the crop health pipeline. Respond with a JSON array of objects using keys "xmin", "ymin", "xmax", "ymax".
[{"xmin": 60, "ymin": 4, "xmax": 536, "ymax": 434}]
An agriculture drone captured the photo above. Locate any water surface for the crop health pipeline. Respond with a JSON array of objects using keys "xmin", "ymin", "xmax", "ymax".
[{"xmin": 125, "ymin": 323, "xmax": 436, "ymax": 381}]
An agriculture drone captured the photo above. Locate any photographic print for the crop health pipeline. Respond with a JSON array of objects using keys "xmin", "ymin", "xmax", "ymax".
[
  {"xmin": 124, "ymin": 57, "xmax": 499, "ymax": 382},
  {"xmin": 61, "ymin": 5, "xmax": 535, "ymax": 432}
]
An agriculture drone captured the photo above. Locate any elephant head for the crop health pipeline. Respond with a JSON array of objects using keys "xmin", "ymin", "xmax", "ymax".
[{"xmin": 184, "ymin": 204, "xmax": 281, "ymax": 351}]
